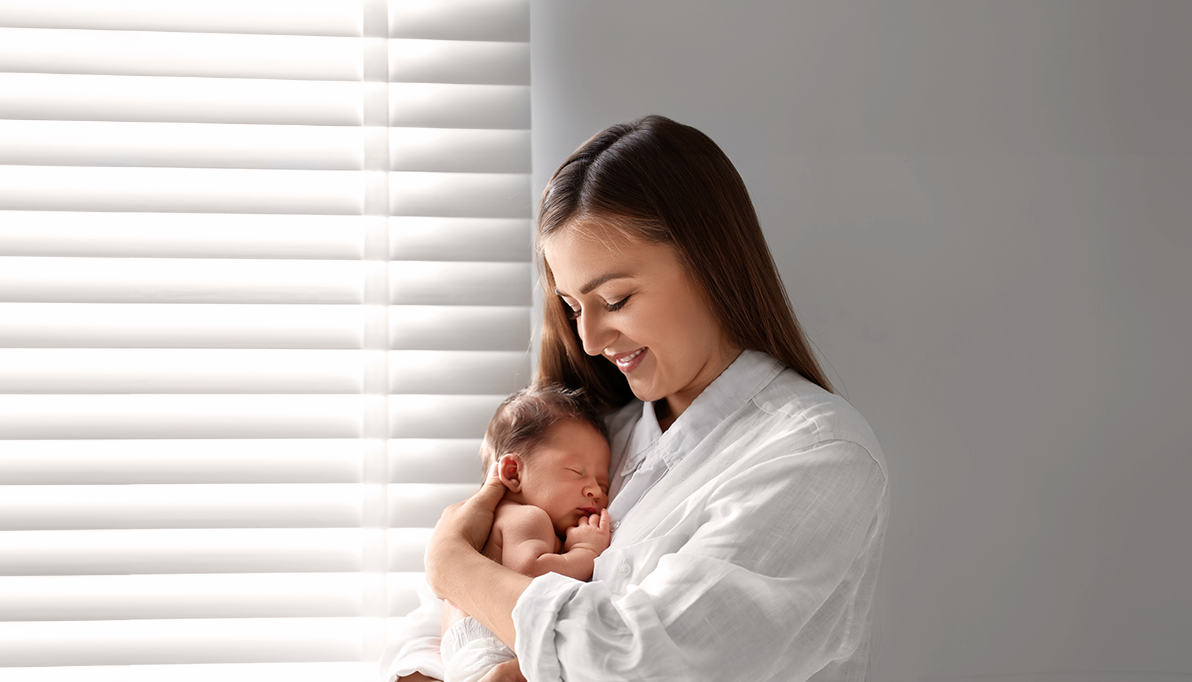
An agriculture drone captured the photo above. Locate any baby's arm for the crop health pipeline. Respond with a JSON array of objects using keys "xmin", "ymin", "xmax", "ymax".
[{"xmin": 496, "ymin": 506, "xmax": 610, "ymax": 582}]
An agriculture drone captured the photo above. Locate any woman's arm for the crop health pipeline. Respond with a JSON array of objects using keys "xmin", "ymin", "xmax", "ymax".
[
  {"xmin": 514, "ymin": 440, "xmax": 889, "ymax": 682},
  {"xmin": 424, "ymin": 464, "xmax": 533, "ymax": 648}
]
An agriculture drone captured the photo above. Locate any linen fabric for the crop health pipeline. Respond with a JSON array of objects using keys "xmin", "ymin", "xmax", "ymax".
[{"xmin": 384, "ymin": 350, "xmax": 889, "ymax": 682}]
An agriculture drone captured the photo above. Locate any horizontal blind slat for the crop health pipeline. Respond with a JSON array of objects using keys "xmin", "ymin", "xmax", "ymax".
[
  {"xmin": 0, "ymin": 258, "xmax": 364, "ymax": 304},
  {"xmin": 0, "ymin": 529, "xmax": 366, "ymax": 575},
  {"xmin": 390, "ymin": 217, "xmax": 530, "ymax": 261},
  {"xmin": 0, "ymin": 0, "xmax": 364, "ymax": 37},
  {"xmin": 0, "ymin": 439, "xmax": 363, "ymax": 485},
  {"xmin": 390, "ymin": 171, "xmax": 530, "ymax": 218},
  {"xmin": 0, "ymin": 166, "xmax": 364, "ymax": 214},
  {"xmin": 0, "ymin": 484, "xmax": 369, "ymax": 530},
  {"xmin": 0, "ymin": 617, "xmax": 368, "ymax": 666},
  {"xmin": 0, "ymin": 304, "xmax": 363, "ymax": 349},
  {"xmin": 388, "ymin": 528, "xmax": 432, "ymax": 572},
  {"xmin": 0, "ymin": 349, "xmax": 364, "ymax": 394},
  {"xmin": 0, "ymin": 73, "xmax": 362, "ymax": 125},
  {"xmin": 0, "ymin": 395, "xmax": 365, "ymax": 440},
  {"xmin": 389, "ymin": 39, "xmax": 529, "ymax": 86},
  {"xmin": 391, "ymin": 262, "xmax": 531, "ymax": 306},
  {"xmin": 0, "ymin": 573, "xmax": 362, "ymax": 620},
  {"xmin": 0, "ymin": 212, "xmax": 366, "ymax": 259},
  {"xmin": 1, "ymin": 483, "xmax": 479, "ymax": 531},
  {"xmin": 0, "ymin": 121, "xmax": 364, "ymax": 170},
  {"xmin": 389, "ymin": 350, "xmax": 529, "ymax": 395},
  {"xmin": 389, "ymin": 0, "xmax": 528, "ymax": 42},
  {"xmin": 390, "ymin": 439, "xmax": 483, "ymax": 484},
  {"xmin": 389, "ymin": 395, "xmax": 505, "ymax": 439},
  {"xmin": 389, "ymin": 83, "xmax": 529, "ymax": 129},
  {"xmin": 0, "ymin": 304, "xmax": 531, "ymax": 351},
  {"xmin": 0, "ymin": 662, "xmax": 376, "ymax": 682},
  {"xmin": 0, "ymin": 28, "xmax": 362, "ymax": 81},
  {"xmin": 389, "ymin": 484, "xmax": 475, "ymax": 528},
  {"xmin": 390, "ymin": 128, "xmax": 529, "ymax": 173},
  {"xmin": 0, "ymin": 574, "xmax": 424, "ymax": 621},
  {"xmin": 0, "ymin": 438, "xmax": 487, "ymax": 485},
  {"xmin": 390, "ymin": 305, "xmax": 530, "ymax": 351}
]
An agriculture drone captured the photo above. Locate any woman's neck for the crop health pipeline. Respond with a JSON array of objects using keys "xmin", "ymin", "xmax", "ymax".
[{"xmin": 655, "ymin": 346, "xmax": 743, "ymax": 432}]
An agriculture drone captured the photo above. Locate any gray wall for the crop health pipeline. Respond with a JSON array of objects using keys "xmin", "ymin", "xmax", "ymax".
[{"xmin": 530, "ymin": 2, "xmax": 1192, "ymax": 681}]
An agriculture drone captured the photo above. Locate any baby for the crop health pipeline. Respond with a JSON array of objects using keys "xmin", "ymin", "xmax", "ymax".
[{"xmin": 440, "ymin": 384, "xmax": 612, "ymax": 682}]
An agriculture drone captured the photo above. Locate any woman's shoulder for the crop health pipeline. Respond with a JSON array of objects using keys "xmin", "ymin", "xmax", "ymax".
[{"xmin": 743, "ymin": 366, "xmax": 886, "ymax": 475}]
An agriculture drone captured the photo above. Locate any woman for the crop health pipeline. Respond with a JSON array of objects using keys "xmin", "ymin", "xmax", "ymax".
[{"xmin": 388, "ymin": 115, "xmax": 889, "ymax": 682}]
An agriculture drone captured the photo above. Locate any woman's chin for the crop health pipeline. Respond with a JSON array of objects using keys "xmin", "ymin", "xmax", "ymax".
[{"xmin": 627, "ymin": 381, "xmax": 664, "ymax": 406}]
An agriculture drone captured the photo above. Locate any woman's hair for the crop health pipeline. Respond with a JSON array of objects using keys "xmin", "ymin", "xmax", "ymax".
[
  {"xmin": 535, "ymin": 115, "xmax": 834, "ymax": 411},
  {"xmin": 479, "ymin": 384, "xmax": 608, "ymax": 474}
]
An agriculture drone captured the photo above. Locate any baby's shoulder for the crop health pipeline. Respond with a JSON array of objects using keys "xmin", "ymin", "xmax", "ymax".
[
  {"xmin": 493, "ymin": 500, "xmax": 554, "ymax": 537},
  {"xmin": 493, "ymin": 499, "xmax": 551, "ymax": 526}
]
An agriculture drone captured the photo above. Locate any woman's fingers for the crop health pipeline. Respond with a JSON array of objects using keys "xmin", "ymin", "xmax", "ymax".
[
  {"xmin": 471, "ymin": 462, "xmax": 507, "ymax": 512},
  {"xmin": 447, "ymin": 463, "xmax": 507, "ymax": 550},
  {"xmin": 425, "ymin": 463, "xmax": 509, "ymax": 594}
]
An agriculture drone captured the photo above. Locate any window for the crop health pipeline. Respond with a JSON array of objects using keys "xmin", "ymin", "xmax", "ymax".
[{"xmin": 0, "ymin": 1, "xmax": 531, "ymax": 679}]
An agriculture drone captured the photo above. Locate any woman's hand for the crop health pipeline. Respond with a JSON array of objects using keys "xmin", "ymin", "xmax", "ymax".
[{"xmin": 425, "ymin": 463, "xmax": 507, "ymax": 596}]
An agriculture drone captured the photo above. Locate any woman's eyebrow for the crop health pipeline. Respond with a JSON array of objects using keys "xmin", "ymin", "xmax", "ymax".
[{"xmin": 554, "ymin": 272, "xmax": 633, "ymax": 297}]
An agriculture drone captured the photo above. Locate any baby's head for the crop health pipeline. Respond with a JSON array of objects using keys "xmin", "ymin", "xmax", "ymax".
[{"xmin": 481, "ymin": 385, "xmax": 611, "ymax": 538}]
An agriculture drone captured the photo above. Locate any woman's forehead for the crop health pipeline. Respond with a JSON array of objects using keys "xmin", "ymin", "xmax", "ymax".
[
  {"xmin": 542, "ymin": 217, "xmax": 650, "ymax": 254},
  {"xmin": 544, "ymin": 225, "xmax": 670, "ymax": 288}
]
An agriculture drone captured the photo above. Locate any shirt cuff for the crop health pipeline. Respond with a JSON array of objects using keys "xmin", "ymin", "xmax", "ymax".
[{"xmin": 512, "ymin": 571, "xmax": 585, "ymax": 682}]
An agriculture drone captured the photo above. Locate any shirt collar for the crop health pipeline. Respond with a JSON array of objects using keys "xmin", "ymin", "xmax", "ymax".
[{"xmin": 620, "ymin": 350, "xmax": 785, "ymax": 474}]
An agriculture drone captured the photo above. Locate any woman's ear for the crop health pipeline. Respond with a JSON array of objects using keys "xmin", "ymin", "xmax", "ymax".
[{"xmin": 497, "ymin": 453, "xmax": 523, "ymax": 493}]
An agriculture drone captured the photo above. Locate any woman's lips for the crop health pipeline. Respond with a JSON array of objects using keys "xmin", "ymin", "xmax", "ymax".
[{"xmin": 611, "ymin": 347, "xmax": 646, "ymax": 373}]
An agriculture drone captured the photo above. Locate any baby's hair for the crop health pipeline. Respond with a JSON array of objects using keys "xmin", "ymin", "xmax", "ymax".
[{"xmin": 480, "ymin": 383, "xmax": 608, "ymax": 474}]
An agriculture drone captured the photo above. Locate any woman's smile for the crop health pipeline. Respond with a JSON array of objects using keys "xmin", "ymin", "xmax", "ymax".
[{"xmin": 610, "ymin": 347, "xmax": 646, "ymax": 372}]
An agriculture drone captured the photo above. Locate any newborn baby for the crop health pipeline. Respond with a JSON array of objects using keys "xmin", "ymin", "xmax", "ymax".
[{"xmin": 441, "ymin": 385, "xmax": 611, "ymax": 682}]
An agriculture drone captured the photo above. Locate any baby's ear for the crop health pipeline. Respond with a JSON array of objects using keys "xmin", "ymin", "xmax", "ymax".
[{"xmin": 497, "ymin": 453, "xmax": 523, "ymax": 492}]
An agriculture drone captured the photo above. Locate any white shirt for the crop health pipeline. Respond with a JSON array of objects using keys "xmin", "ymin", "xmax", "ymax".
[{"xmin": 383, "ymin": 350, "xmax": 889, "ymax": 682}]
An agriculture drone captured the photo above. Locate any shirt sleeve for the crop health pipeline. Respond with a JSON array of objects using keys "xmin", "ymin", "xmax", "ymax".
[
  {"xmin": 512, "ymin": 438, "xmax": 888, "ymax": 682},
  {"xmin": 379, "ymin": 579, "xmax": 446, "ymax": 682}
]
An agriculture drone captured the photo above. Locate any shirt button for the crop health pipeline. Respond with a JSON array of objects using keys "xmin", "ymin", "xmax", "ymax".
[
  {"xmin": 618, "ymin": 562, "xmax": 631, "ymax": 577},
  {"xmin": 612, "ymin": 521, "xmax": 621, "ymax": 531}
]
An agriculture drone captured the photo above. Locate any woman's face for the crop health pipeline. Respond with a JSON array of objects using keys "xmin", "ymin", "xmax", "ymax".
[{"xmin": 544, "ymin": 222, "xmax": 740, "ymax": 423}]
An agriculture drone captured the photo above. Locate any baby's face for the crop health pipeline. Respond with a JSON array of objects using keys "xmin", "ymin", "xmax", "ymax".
[{"xmin": 518, "ymin": 419, "xmax": 611, "ymax": 538}]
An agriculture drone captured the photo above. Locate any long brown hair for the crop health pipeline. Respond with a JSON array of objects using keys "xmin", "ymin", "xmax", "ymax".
[{"xmin": 536, "ymin": 115, "xmax": 834, "ymax": 411}]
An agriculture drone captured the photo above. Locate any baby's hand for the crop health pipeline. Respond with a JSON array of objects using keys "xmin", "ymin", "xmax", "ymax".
[{"xmin": 563, "ymin": 508, "xmax": 611, "ymax": 555}]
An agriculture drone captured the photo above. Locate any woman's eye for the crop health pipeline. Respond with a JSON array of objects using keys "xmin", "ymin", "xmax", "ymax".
[{"xmin": 606, "ymin": 296, "xmax": 629, "ymax": 312}]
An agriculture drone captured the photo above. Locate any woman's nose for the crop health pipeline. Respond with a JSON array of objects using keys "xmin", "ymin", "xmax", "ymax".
[{"xmin": 577, "ymin": 309, "xmax": 612, "ymax": 357}]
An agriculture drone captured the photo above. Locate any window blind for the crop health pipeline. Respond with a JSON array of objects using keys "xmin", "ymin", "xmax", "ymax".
[{"xmin": 0, "ymin": 1, "xmax": 531, "ymax": 681}]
